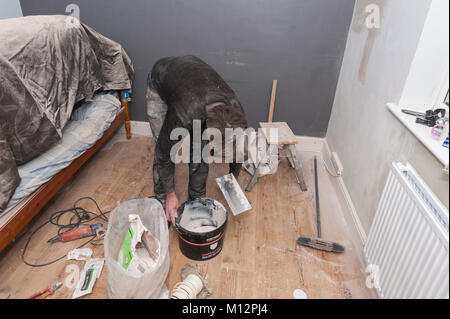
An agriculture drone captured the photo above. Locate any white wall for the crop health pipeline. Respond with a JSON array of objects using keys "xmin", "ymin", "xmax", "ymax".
[
  {"xmin": 399, "ymin": 0, "xmax": 449, "ymax": 109},
  {"xmin": 0, "ymin": 0, "xmax": 22, "ymax": 19},
  {"xmin": 326, "ymin": 0, "xmax": 449, "ymax": 234}
]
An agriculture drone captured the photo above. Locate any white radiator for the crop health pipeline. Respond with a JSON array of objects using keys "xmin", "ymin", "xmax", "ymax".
[{"xmin": 365, "ymin": 162, "xmax": 449, "ymax": 299}]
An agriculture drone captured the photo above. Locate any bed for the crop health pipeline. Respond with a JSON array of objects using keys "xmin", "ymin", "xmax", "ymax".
[{"xmin": 0, "ymin": 16, "xmax": 134, "ymax": 252}]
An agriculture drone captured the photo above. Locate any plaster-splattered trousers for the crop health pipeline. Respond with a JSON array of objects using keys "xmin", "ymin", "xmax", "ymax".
[
  {"xmin": 146, "ymin": 75, "xmax": 210, "ymax": 208},
  {"xmin": 146, "ymin": 56, "xmax": 244, "ymax": 209},
  {"xmin": 152, "ymin": 132, "xmax": 210, "ymax": 208}
]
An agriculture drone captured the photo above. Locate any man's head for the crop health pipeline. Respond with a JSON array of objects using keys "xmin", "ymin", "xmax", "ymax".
[
  {"xmin": 206, "ymin": 105, "xmax": 248, "ymax": 132},
  {"xmin": 206, "ymin": 105, "xmax": 249, "ymax": 162}
]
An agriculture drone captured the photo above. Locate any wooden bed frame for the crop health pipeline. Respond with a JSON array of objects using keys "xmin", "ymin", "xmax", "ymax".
[{"xmin": 0, "ymin": 91, "xmax": 131, "ymax": 253}]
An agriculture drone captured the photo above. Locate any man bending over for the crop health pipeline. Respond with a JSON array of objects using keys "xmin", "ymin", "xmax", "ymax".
[{"xmin": 146, "ymin": 55, "xmax": 249, "ymax": 224}]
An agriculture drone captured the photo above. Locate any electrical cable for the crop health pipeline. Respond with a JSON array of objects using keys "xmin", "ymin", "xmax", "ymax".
[
  {"xmin": 319, "ymin": 156, "xmax": 340, "ymax": 178},
  {"xmin": 21, "ymin": 197, "xmax": 110, "ymax": 268}
]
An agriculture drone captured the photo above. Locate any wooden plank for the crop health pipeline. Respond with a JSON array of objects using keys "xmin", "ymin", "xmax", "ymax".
[
  {"xmin": 267, "ymin": 80, "xmax": 277, "ymax": 123},
  {"xmin": 0, "ymin": 137, "xmax": 375, "ymax": 299},
  {"xmin": 120, "ymin": 93, "xmax": 132, "ymax": 140},
  {"xmin": 0, "ymin": 108, "xmax": 126, "ymax": 253},
  {"xmin": 0, "ymin": 136, "xmax": 150, "ymax": 299},
  {"xmin": 259, "ymin": 122, "xmax": 299, "ymax": 145},
  {"xmin": 220, "ymin": 171, "xmax": 257, "ymax": 273}
]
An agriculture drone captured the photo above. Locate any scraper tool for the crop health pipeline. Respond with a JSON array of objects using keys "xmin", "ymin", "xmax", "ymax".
[
  {"xmin": 216, "ymin": 173, "xmax": 251, "ymax": 216},
  {"xmin": 296, "ymin": 156, "xmax": 344, "ymax": 253}
]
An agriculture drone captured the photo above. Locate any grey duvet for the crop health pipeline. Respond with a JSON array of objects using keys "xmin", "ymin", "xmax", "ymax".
[{"xmin": 0, "ymin": 15, "xmax": 134, "ymax": 213}]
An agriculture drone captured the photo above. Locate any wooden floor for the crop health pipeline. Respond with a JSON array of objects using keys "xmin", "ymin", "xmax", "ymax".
[{"xmin": 0, "ymin": 134, "xmax": 375, "ymax": 299}]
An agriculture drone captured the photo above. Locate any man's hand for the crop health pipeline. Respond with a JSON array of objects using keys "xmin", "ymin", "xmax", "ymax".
[{"xmin": 166, "ymin": 192, "xmax": 179, "ymax": 224}]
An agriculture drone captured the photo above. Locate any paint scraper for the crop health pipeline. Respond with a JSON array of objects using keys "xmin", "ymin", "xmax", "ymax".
[{"xmin": 216, "ymin": 173, "xmax": 252, "ymax": 216}]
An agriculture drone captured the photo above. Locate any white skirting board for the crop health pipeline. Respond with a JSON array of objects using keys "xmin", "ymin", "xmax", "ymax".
[
  {"xmin": 103, "ymin": 121, "xmax": 153, "ymax": 150},
  {"xmin": 319, "ymin": 139, "xmax": 368, "ymax": 244},
  {"xmin": 123, "ymin": 120, "xmax": 153, "ymax": 137},
  {"xmin": 296, "ymin": 136, "xmax": 368, "ymax": 268}
]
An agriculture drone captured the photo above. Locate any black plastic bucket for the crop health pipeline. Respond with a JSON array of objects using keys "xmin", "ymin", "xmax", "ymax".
[{"xmin": 174, "ymin": 198, "xmax": 228, "ymax": 261}]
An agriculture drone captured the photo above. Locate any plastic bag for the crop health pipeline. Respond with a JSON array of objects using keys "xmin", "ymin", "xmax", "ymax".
[
  {"xmin": 243, "ymin": 140, "xmax": 279, "ymax": 177},
  {"xmin": 117, "ymin": 214, "xmax": 160, "ymax": 274},
  {"xmin": 104, "ymin": 198, "xmax": 169, "ymax": 299}
]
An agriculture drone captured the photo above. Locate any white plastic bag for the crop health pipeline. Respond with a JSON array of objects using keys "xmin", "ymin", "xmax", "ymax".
[
  {"xmin": 117, "ymin": 214, "xmax": 161, "ymax": 276},
  {"xmin": 104, "ymin": 198, "xmax": 169, "ymax": 299},
  {"xmin": 243, "ymin": 140, "xmax": 279, "ymax": 177}
]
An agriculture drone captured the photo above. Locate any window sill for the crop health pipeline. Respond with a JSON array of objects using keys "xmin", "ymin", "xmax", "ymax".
[{"xmin": 387, "ymin": 103, "xmax": 449, "ymax": 171}]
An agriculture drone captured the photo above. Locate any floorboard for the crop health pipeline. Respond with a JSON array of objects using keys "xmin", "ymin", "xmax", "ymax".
[{"xmin": 0, "ymin": 133, "xmax": 375, "ymax": 299}]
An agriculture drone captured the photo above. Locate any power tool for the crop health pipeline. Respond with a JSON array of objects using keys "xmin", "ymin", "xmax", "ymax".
[
  {"xmin": 48, "ymin": 223, "xmax": 105, "ymax": 243},
  {"xmin": 401, "ymin": 108, "xmax": 446, "ymax": 127}
]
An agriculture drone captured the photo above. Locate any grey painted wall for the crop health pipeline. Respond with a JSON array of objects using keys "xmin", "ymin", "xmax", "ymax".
[
  {"xmin": 0, "ymin": 0, "xmax": 22, "ymax": 19},
  {"xmin": 20, "ymin": 0, "xmax": 355, "ymax": 136},
  {"xmin": 327, "ymin": 0, "xmax": 449, "ymax": 234}
]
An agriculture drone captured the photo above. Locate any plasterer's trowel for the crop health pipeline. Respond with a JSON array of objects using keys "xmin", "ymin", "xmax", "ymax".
[{"xmin": 216, "ymin": 173, "xmax": 252, "ymax": 216}]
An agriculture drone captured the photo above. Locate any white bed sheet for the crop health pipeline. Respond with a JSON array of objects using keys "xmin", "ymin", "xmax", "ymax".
[{"xmin": 4, "ymin": 91, "xmax": 121, "ymax": 213}]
